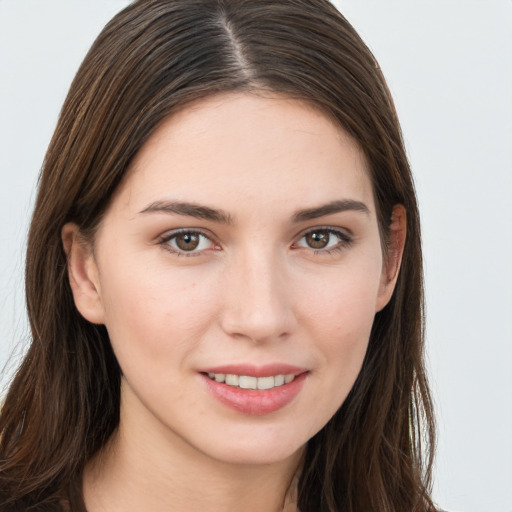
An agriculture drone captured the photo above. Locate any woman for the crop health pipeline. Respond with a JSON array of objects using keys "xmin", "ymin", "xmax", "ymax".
[{"xmin": 0, "ymin": 0, "xmax": 437, "ymax": 510}]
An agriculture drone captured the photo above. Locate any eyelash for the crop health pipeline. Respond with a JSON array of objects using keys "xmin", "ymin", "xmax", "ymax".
[
  {"xmin": 158, "ymin": 229, "xmax": 216, "ymax": 257},
  {"xmin": 158, "ymin": 227, "xmax": 353, "ymax": 257},
  {"xmin": 294, "ymin": 227, "xmax": 353, "ymax": 255}
]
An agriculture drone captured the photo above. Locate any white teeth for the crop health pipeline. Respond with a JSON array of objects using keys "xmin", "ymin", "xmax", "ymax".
[
  {"xmin": 225, "ymin": 374, "xmax": 239, "ymax": 386},
  {"xmin": 257, "ymin": 376, "xmax": 275, "ymax": 390},
  {"xmin": 239, "ymin": 375, "xmax": 257, "ymax": 389},
  {"xmin": 207, "ymin": 373, "xmax": 297, "ymax": 390},
  {"xmin": 274, "ymin": 374, "xmax": 285, "ymax": 386}
]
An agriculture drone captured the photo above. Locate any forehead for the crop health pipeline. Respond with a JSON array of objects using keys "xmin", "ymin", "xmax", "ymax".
[{"xmin": 114, "ymin": 92, "xmax": 374, "ymax": 217}]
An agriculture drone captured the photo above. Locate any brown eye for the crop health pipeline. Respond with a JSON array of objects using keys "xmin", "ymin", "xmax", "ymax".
[
  {"xmin": 163, "ymin": 231, "xmax": 214, "ymax": 255},
  {"xmin": 305, "ymin": 231, "xmax": 330, "ymax": 249},
  {"xmin": 175, "ymin": 233, "xmax": 200, "ymax": 251},
  {"xmin": 296, "ymin": 228, "xmax": 352, "ymax": 253}
]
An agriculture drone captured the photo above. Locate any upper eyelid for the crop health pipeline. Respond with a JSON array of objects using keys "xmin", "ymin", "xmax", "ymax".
[
  {"xmin": 158, "ymin": 227, "xmax": 215, "ymax": 242},
  {"xmin": 294, "ymin": 225, "xmax": 353, "ymax": 240}
]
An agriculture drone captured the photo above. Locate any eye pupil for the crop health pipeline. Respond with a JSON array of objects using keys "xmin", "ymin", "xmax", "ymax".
[
  {"xmin": 306, "ymin": 231, "xmax": 329, "ymax": 249},
  {"xmin": 176, "ymin": 233, "xmax": 200, "ymax": 251}
]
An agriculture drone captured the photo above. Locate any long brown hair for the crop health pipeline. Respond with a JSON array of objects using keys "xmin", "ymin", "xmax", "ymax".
[{"xmin": 0, "ymin": 1, "xmax": 436, "ymax": 510}]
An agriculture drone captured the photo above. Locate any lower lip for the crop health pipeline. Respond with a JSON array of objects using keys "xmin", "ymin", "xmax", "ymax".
[{"xmin": 201, "ymin": 373, "xmax": 308, "ymax": 415}]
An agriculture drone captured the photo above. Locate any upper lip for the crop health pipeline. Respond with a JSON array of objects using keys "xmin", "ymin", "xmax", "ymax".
[{"xmin": 200, "ymin": 364, "xmax": 308, "ymax": 378}]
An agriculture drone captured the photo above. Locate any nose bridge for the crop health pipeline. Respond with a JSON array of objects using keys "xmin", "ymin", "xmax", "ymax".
[{"xmin": 220, "ymin": 244, "xmax": 296, "ymax": 342}]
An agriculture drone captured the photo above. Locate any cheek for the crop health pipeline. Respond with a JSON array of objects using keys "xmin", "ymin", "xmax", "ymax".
[
  {"xmin": 297, "ymin": 260, "xmax": 382, "ymax": 418},
  {"xmin": 98, "ymin": 260, "xmax": 219, "ymax": 373},
  {"xmin": 302, "ymin": 258, "xmax": 382, "ymax": 343},
  {"xmin": 310, "ymin": 281, "xmax": 375, "ymax": 380}
]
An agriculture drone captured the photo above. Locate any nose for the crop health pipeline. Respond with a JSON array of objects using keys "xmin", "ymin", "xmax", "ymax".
[{"xmin": 219, "ymin": 248, "xmax": 298, "ymax": 343}]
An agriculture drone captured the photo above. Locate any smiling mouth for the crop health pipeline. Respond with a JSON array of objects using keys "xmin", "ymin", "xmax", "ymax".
[{"xmin": 205, "ymin": 373, "xmax": 296, "ymax": 390}]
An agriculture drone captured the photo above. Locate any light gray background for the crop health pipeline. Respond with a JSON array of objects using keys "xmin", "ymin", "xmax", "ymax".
[{"xmin": 1, "ymin": 2, "xmax": 511, "ymax": 511}]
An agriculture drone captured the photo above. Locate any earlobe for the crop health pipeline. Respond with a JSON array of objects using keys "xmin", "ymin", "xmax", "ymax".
[
  {"xmin": 376, "ymin": 205, "xmax": 407, "ymax": 312},
  {"xmin": 61, "ymin": 223, "xmax": 105, "ymax": 324}
]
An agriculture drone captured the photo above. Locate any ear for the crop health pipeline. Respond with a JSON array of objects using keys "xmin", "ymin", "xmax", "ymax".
[
  {"xmin": 376, "ymin": 205, "xmax": 407, "ymax": 312},
  {"xmin": 61, "ymin": 223, "xmax": 105, "ymax": 324}
]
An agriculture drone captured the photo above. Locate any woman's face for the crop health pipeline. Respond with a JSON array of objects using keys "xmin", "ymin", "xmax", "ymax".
[{"xmin": 67, "ymin": 93, "xmax": 400, "ymax": 466}]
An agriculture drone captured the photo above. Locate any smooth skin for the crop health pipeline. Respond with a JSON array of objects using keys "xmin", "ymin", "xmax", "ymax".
[{"xmin": 62, "ymin": 93, "xmax": 406, "ymax": 512}]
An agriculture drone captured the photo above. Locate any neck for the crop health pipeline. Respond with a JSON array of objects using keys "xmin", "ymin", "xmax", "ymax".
[{"xmin": 83, "ymin": 385, "xmax": 303, "ymax": 512}]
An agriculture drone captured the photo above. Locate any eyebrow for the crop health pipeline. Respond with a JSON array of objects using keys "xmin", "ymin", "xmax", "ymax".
[
  {"xmin": 292, "ymin": 199, "xmax": 370, "ymax": 222},
  {"xmin": 139, "ymin": 198, "xmax": 369, "ymax": 224},
  {"xmin": 139, "ymin": 200, "xmax": 234, "ymax": 224}
]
